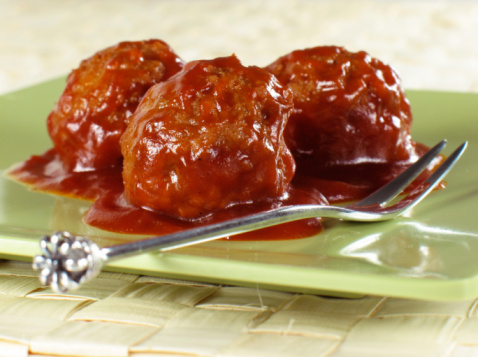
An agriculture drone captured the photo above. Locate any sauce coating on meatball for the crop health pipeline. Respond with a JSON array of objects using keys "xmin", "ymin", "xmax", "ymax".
[
  {"xmin": 266, "ymin": 46, "xmax": 417, "ymax": 175},
  {"xmin": 47, "ymin": 39, "xmax": 185, "ymax": 172},
  {"xmin": 8, "ymin": 44, "xmax": 441, "ymax": 239},
  {"xmin": 121, "ymin": 55, "xmax": 296, "ymax": 220}
]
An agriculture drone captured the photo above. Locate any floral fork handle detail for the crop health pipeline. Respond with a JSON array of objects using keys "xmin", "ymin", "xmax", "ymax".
[{"xmin": 33, "ymin": 231, "xmax": 104, "ymax": 293}]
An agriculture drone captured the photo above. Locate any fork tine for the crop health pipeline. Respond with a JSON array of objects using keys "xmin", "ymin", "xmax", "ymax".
[
  {"xmin": 422, "ymin": 141, "xmax": 468, "ymax": 187},
  {"xmin": 391, "ymin": 141, "xmax": 468, "ymax": 215},
  {"xmin": 354, "ymin": 140, "xmax": 447, "ymax": 207}
]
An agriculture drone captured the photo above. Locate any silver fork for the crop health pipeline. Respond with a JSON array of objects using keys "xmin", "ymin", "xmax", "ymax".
[{"xmin": 33, "ymin": 140, "xmax": 467, "ymax": 293}]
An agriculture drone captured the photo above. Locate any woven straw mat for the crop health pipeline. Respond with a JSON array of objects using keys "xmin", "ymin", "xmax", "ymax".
[{"xmin": 0, "ymin": 260, "xmax": 477, "ymax": 357}]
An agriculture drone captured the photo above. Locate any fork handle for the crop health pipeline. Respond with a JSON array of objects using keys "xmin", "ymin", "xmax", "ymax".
[{"xmin": 33, "ymin": 204, "xmax": 379, "ymax": 293}]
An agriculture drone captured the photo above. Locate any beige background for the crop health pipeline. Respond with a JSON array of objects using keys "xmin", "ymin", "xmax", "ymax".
[{"xmin": 1, "ymin": 0, "xmax": 478, "ymax": 95}]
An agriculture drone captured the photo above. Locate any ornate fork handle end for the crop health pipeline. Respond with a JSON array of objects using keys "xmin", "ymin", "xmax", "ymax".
[{"xmin": 32, "ymin": 231, "xmax": 105, "ymax": 293}]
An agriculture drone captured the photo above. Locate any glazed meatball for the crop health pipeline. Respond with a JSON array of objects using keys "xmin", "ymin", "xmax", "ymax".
[
  {"xmin": 121, "ymin": 55, "xmax": 296, "ymax": 220},
  {"xmin": 47, "ymin": 39, "xmax": 184, "ymax": 171},
  {"xmin": 266, "ymin": 46, "xmax": 416, "ymax": 172}
]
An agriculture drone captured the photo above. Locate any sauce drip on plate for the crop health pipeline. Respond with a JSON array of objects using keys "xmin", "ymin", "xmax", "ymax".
[{"xmin": 7, "ymin": 142, "xmax": 438, "ymax": 240}]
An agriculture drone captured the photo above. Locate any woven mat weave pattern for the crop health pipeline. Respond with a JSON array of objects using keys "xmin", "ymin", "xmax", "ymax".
[{"xmin": 1, "ymin": 260, "xmax": 477, "ymax": 357}]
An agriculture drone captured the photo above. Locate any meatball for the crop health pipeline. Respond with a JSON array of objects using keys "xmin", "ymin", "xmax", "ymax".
[
  {"xmin": 47, "ymin": 39, "xmax": 184, "ymax": 171},
  {"xmin": 266, "ymin": 46, "xmax": 416, "ymax": 172},
  {"xmin": 121, "ymin": 55, "xmax": 295, "ymax": 220}
]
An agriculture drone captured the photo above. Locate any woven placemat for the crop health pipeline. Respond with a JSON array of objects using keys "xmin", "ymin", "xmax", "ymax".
[{"xmin": 0, "ymin": 259, "xmax": 477, "ymax": 357}]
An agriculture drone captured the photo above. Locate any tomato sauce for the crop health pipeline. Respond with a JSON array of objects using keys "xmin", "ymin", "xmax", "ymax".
[
  {"xmin": 7, "ymin": 151, "xmax": 324, "ymax": 239},
  {"xmin": 7, "ymin": 142, "xmax": 439, "ymax": 240},
  {"xmin": 6, "ymin": 43, "xmax": 443, "ymax": 241}
]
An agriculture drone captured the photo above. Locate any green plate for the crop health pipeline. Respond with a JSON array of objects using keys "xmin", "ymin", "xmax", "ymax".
[{"xmin": 1, "ymin": 78, "xmax": 477, "ymax": 301}]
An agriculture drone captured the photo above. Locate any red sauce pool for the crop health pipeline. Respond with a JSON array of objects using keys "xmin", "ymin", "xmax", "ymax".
[{"xmin": 6, "ymin": 143, "xmax": 440, "ymax": 241}]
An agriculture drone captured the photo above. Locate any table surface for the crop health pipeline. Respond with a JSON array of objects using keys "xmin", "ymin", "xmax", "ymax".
[
  {"xmin": 2, "ymin": 0, "xmax": 478, "ymax": 95},
  {"xmin": 1, "ymin": 1, "xmax": 478, "ymax": 356}
]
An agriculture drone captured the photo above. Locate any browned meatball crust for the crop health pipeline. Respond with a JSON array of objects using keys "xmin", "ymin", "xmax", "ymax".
[
  {"xmin": 121, "ymin": 55, "xmax": 296, "ymax": 220},
  {"xmin": 47, "ymin": 39, "xmax": 184, "ymax": 171},
  {"xmin": 266, "ymin": 46, "xmax": 416, "ymax": 173}
]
